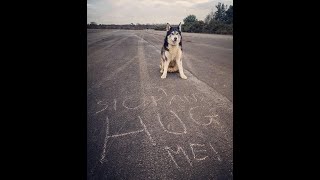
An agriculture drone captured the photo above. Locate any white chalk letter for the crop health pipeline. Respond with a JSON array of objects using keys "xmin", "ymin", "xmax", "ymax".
[{"xmin": 190, "ymin": 143, "xmax": 208, "ymax": 161}]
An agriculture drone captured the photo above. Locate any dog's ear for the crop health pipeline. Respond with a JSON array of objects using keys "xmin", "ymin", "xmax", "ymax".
[
  {"xmin": 166, "ymin": 23, "xmax": 171, "ymax": 31},
  {"xmin": 178, "ymin": 22, "xmax": 182, "ymax": 32}
]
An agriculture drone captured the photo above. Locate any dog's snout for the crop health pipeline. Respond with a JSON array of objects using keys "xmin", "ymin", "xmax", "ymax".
[{"xmin": 174, "ymin": 37, "xmax": 177, "ymax": 41}]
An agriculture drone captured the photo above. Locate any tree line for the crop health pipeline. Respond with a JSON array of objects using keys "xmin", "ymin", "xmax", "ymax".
[
  {"xmin": 87, "ymin": 23, "xmax": 156, "ymax": 30},
  {"xmin": 87, "ymin": 2, "xmax": 233, "ymax": 35}
]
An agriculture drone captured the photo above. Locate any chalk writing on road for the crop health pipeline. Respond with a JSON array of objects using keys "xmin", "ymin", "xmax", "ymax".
[
  {"xmin": 100, "ymin": 116, "xmax": 156, "ymax": 163},
  {"xmin": 93, "ymin": 87, "xmax": 229, "ymax": 169},
  {"xmin": 157, "ymin": 111, "xmax": 187, "ymax": 135},
  {"xmin": 164, "ymin": 142, "xmax": 223, "ymax": 169}
]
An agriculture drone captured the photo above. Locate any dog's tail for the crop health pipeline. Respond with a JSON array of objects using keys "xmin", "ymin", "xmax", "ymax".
[
  {"xmin": 168, "ymin": 60, "xmax": 178, "ymax": 72},
  {"xmin": 160, "ymin": 60, "xmax": 179, "ymax": 73},
  {"xmin": 167, "ymin": 66, "xmax": 179, "ymax": 72},
  {"xmin": 160, "ymin": 59, "xmax": 179, "ymax": 73}
]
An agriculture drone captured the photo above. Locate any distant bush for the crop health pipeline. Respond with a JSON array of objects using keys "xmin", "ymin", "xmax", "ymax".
[
  {"xmin": 154, "ymin": 24, "xmax": 166, "ymax": 31},
  {"xmin": 182, "ymin": 2, "xmax": 233, "ymax": 35}
]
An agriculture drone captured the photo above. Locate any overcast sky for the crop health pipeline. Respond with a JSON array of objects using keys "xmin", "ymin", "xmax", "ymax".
[{"xmin": 87, "ymin": 0, "xmax": 233, "ymax": 25}]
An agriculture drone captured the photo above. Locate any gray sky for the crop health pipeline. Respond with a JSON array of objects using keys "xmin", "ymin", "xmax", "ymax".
[{"xmin": 87, "ymin": 0, "xmax": 233, "ymax": 24}]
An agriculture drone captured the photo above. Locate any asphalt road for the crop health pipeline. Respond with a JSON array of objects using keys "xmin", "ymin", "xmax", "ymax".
[{"xmin": 87, "ymin": 29, "xmax": 233, "ymax": 180}]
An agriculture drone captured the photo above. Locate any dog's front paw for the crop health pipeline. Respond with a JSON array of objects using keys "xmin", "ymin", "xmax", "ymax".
[
  {"xmin": 161, "ymin": 75, "xmax": 167, "ymax": 79},
  {"xmin": 180, "ymin": 74, "xmax": 187, "ymax": 79}
]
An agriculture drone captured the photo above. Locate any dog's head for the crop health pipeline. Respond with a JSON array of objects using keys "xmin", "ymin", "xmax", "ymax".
[{"xmin": 165, "ymin": 23, "xmax": 182, "ymax": 46}]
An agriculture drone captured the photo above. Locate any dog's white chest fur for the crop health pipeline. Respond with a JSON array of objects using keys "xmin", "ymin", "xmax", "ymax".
[{"xmin": 167, "ymin": 45, "xmax": 181, "ymax": 61}]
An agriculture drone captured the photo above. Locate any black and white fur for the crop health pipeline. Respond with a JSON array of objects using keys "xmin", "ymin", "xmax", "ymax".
[{"xmin": 160, "ymin": 23, "xmax": 187, "ymax": 79}]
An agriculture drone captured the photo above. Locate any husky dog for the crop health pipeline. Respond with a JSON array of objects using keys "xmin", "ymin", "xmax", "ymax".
[{"xmin": 160, "ymin": 23, "xmax": 187, "ymax": 79}]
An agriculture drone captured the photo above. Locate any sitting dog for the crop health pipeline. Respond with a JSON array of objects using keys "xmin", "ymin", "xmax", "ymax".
[{"xmin": 160, "ymin": 23, "xmax": 187, "ymax": 79}]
